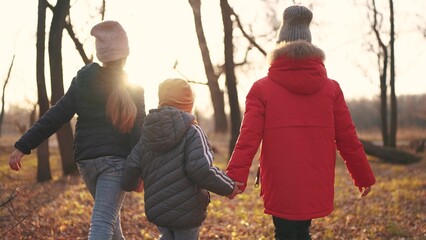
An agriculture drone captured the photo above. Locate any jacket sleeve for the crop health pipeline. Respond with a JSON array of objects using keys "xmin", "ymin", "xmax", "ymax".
[
  {"xmin": 14, "ymin": 79, "xmax": 77, "ymax": 154},
  {"xmin": 333, "ymin": 82, "xmax": 376, "ymax": 187},
  {"xmin": 226, "ymin": 82, "xmax": 265, "ymax": 191},
  {"xmin": 184, "ymin": 125, "xmax": 235, "ymax": 196},
  {"xmin": 129, "ymin": 87, "xmax": 146, "ymax": 147},
  {"xmin": 121, "ymin": 137, "xmax": 143, "ymax": 192}
]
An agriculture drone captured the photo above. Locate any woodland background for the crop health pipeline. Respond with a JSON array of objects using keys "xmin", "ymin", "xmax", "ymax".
[{"xmin": 1, "ymin": 0, "xmax": 426, "ymax": 239}]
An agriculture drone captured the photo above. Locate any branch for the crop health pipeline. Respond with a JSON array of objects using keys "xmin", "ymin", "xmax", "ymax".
[
  {"xmin": 235, "ymin": 46, "xmax": 251, "ymax": 67},
  {"xmin": 229, "ymin": 7, "xmax": 267, "ymax": 56},
  {"xmin": 0, "ymin": 188, "xmax": 49, "ymax": 238},
  {"xmin": 0, "ymin": 187, "xmax": 20, "ymax": 208},
  {"xmin": 369, "ymin": 0, "xmax": 388, "ymax": 54},
  {"xmin": 101, "ymin": 0, "xmax": 106, "ymax": 20},
  {"xmin": 173, "ymin": 60, "xmax": 208, "ymax": 85},
  {"xmin": 0, "ymin": 54, "xmax": 15, "ymax": 135},
  {"xmin": 45, "ymin": 0, "xmax": 93, "ymax": 65},
  {"xmin": 44, "ymin": 0, "xmax": 53, "ymax": 10},
  {"xmin": 65, "ymin": 17, "xmax": 92, "ymax": 64}
]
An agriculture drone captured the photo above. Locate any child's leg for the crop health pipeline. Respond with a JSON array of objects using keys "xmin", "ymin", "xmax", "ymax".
[
  {"xmin": 272, "ymin": 216, "xmax": 311, "ymax": 240},
  {"xmin": 157, "ymin": 226, "xmax": 200, "ymax": 240},
  {"xmin": 172, "ymin": 227, "xmax": 199, "ymax": 240},
  {"xmin": 157, "ymin": 226, "xmax": 174, "ymax": 240}
]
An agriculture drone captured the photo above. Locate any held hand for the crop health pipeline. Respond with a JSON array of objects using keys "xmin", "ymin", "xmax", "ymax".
[
  {"xmin": 134, "ymin": 178, "xmax": 144, "ymax": 193},
  {"xmin": 9, "ymin": 149, "xmax": 25, "ymax": 171},
  {"xmin": 227, "ymin": 181, "xmax": 244, "ymax": 199},
  {"xmin": 358, "ymin": 186, "xmax": 372, "ymax": 197}
]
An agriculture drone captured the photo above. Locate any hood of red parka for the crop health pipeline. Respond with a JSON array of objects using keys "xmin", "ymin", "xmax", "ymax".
[{"xmin": 267, "ymin": 40, "xmax": 328, "ymax": 95}]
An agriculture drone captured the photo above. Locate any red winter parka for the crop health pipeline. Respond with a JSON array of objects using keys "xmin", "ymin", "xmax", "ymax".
[{"xmin": 226, "ymin": 40, "xmax": 376, "ymax": 220}]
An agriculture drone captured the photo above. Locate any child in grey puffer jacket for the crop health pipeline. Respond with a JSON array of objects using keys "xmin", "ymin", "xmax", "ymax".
[{"xmin": 122, "ymin": 78, "xmax": 240, "ymax": 240}]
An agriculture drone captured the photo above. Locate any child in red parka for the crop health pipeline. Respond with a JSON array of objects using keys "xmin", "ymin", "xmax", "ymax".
[{"xmin": 226, "ymin": 5, "xmax": 376, "ymax": 240}]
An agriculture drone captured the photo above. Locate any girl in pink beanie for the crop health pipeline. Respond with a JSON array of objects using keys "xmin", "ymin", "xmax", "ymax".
[{"xmin": 9, "ymin": 20, "xmax": 146, "ymax": 240}]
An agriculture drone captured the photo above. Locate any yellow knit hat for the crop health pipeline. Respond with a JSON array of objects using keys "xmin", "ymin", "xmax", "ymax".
[{"xmin": 158, "ymin": 78, "xmax": 194, "ymax": 113}]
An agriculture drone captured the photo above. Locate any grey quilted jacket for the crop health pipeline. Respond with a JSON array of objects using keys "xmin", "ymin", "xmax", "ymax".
[{"xmin": 122, "ymin": 107, "xmax": 235, "ymax": 229}]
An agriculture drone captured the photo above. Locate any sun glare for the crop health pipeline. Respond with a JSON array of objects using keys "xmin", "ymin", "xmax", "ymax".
[{"xmin": 115, "ymin": 1, "xmax": 218, "ymax": 113}]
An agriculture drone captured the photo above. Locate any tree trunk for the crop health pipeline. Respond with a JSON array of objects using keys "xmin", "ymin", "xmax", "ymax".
[
  {"xmin": 188, "ymin": 0, "xmax": 228, "ymax": 133},
  {"xmin": 36, "ymin": 0, "xmax": 51, "ymax": 182},
  {"xmin": 389, "ymin": 0, "xmax": 397, "ymax": 148},
  {"xmin": 0, "ymin": 55, "xmax": 14, "ymax": 137},
  {"xmin": 360, "ymin": 139, "xmax": 421, "ymax": 164},
  {"xmin": 371, "ymin": 0, "xmax": 390, "ymax": 147},
  {"xmin": 220, "ymin": 0, "xmax": 241, "ymax": 157},
  {"xmin": 380, "ymin": 56, "xmax": 388, "ymax": 147},
  {"xmin": 48, "ymin": 0, "xmax": 77, "ymax": 176}
]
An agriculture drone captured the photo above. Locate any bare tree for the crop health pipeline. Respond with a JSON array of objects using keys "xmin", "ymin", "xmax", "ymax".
[
  {"xmin": 35, "ymin": 0, "xmax": 52, "ymax": 182},
  {"xmin": 369, "ymin": 0, "xmax": 389, "ymax": 146},
  {"xmin": 48, "ymin": 0, "xmax": 77, "ymax": 176},
  {"xmin": 388, "ymin": 0, "xmax": 397, "ymax": 148},
  {"xmin": 0, "ymin": 55, "xmax": 15, "ymax": 136},
  {"xmin": 368, "ymin": 0, "xmax": 397, "ymax": 148},
  {"xmin": 220, "ymin": 0, "xmax": 242, "ymax": 157},
  {"xmin": 188, "ymin": 0, "xmax": 228, "ymax": 133},
  {"xmin": 188, "ymin": 0, "xmax": 280, "ymax": 155}
]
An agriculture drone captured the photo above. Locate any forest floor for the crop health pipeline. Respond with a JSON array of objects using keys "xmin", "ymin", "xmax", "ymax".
[{"xmin": 0, "ymin": 134, "xmax": 425, "ymax": 240}]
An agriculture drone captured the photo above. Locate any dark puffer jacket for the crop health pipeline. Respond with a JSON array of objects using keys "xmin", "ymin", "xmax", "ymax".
[
  {"xmin": 14, "ymin": 63, "xmax": 146, "ymax": 161},
  {"xmin": 122, "ymin": 107, "xmax": 234, "ymax": 229}
]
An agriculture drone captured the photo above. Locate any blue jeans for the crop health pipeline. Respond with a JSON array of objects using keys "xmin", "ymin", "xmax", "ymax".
[
  {"xmin": 77, "ymin": 156, "xmax": 127, "ymax": 240},
  {"xmin": 157, "ymin": 226, "xmax": 200, "ymax": 240}
]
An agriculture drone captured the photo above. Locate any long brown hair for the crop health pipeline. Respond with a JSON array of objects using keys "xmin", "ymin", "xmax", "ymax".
[{"xmin": 104, "ymin": 59, "xmax": 137, "ymax": 133}]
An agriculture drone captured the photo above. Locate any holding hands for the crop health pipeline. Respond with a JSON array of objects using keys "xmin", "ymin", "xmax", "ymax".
[
  {"xmin": 134, "ymin": 178, "xmax": 144, "ymax": 193},
  {"xmin": 227, "ymin": 181, "xmax": 244, "ymax": 199}
]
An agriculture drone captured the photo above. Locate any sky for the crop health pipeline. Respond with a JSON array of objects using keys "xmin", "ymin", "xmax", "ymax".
[{"xmin": 0, "ymin": 0, "xmax": 425, "ymax": 114}]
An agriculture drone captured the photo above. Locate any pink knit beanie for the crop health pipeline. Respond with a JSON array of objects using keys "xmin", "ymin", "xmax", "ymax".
[{"xmin": 90, "ymin": 20, "xmax": 129, "ymax": 63}]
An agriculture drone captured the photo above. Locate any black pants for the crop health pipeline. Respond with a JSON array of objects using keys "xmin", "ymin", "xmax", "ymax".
[{"xmin": 272, "ymin": 216, "xmax": 312, "ymax": 240}]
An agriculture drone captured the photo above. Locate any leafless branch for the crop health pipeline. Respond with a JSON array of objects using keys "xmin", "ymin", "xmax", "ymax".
[
  {"xmin": 235, "ymin": 47, "xmax": 251, "ymax": 67},
  {"xmin": 1, "ymin": 187, "xmax": 52, "ymax": 238},
  {"xmin": 173, "ymin": 60, "xmax": 208, "ymax": 85},
  {"xmin": 101, "ymin": 0, "xmax": 106, "ymax": 20},
  {"xmin": 0, "ymin": 54, "xmax": 15, "ymax": 135},
  {"xmin": 65, "ymin": 17, "xmax": 92, "ymax": 64},
  {"xmin": 369, "ymin": 0, "xmax": 388, "ymax": 53},
  {"xmin": 45, "ymin": 0, "xmax": 94, "ymax": 65},
  {"xmin": 229, "ymin": 7, "xmax": 267, "ymax": 56},
  {"xmin": 0, "ymin": 187, "xmax": 20, "ymax": 208}
]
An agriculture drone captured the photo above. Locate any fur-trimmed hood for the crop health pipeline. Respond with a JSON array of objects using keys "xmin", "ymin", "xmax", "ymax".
[{"xmin": 267, "ymin": 40, "xmax": 328, "ymax": 95}]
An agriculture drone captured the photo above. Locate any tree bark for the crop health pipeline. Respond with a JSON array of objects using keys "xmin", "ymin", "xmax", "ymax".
[
  {"xmin": 188, "ymin": 0, "xmax": 228, "ymax": 133},
  {"xmin": 36, "ymin": 0, "xmax": 51, "ymax": 182},
  {"xmin": 389, "ymin": 0, "xmax": 397, "ymax": 148},
  {"xmin": 220, "ymin": 0, "xmax": 241, "ymax": 157},
  {"xmin": 48, "ymin": 0, "xmax": 77, "ymax": 175}
]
